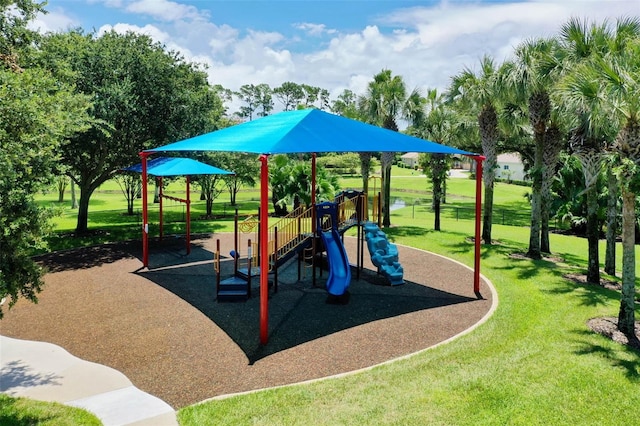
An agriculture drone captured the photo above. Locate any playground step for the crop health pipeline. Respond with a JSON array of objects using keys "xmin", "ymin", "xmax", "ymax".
[
  {"xmin": 236, "ymin": 267, "xmax": 261, "ymax": 279},
  {"xmin": 218, "ymin": 277, "xmax": 249, "ymax": 302},
  {"xmin": 217, "ymin": 288, "xmax": 249, "ymax": 302},
  {"xmin": 220, "ymin": 276, "xmax": 249, "ymax": 286}
]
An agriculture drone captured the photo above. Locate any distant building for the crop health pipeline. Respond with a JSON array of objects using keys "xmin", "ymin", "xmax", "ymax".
[
  {"xmin": 400, "ymin": 152, "xmax": 420, "ymax": 168},
  {"xmin": 496, "ymin": 152, "xmax": 527, "ymax": 182},
  {"xmin": 452, "ymin": 155, "xmax": 472, "ymax": 170}
]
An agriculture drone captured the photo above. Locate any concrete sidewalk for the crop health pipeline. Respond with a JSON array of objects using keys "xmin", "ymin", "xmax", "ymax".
[{"xmin": 0, "ymin": 335, "xmax": 178, "ymax": 426}]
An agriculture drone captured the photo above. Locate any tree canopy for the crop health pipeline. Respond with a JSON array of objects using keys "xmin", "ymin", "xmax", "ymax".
[
  {"xmin": 33, "ymin": 29, "xmax": 226, "ymax": 233},
  {"xmin": 0, "ymin": 0, "xmax": 91, "ymax": 317}
]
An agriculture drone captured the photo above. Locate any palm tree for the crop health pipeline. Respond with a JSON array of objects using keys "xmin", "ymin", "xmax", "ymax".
[
  {"xmin": 541, "ymin": 119, "xmax": 566, "ymax": 253},
  {"xmin": 603, "ymin": 157, "xmax": 618, "ymax": 276},
  {"xmin": 447, "ymin": 55, "xmax": 509, "ymax": 244},
  {"xmin": 277, "ymin": 160, "xmax": 340, "ymax": 211},
  {"xmin": 596, "ymin": 31, "xmax": 640, "ymax": 336},
  {"xmin": 332, "ymin": 89, "xmax": 373, "ymax": 195},
  {"xmin": 410, "ymin": 90, "xmax": 457, "ymax": 231},
  {"xmin": 510, "ymin": 37, "xmax": 565, "ymax": 258},
  {"xmin": 556, "ymin": 17, "xmax": 640, "ymax": 285},
  {"xmin": 359, "ymin": 69, "xmax": 426, "ymax": 228}
]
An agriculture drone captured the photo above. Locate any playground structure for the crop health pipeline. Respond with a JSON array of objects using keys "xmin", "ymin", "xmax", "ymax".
[
  {"xmin": 213, "ymin": 191, "xmax": 371, "ymax": 302},
  {"xmin": 142, "ymin": 108, "xmax": 485, "ymax": 345},
  {"xmin": 212, "ymin": 186, "xmax": 411, "ymax": 302},
  {"xmin": 125, "ymin": 157, "xmax": 233, "ymax": 256}
]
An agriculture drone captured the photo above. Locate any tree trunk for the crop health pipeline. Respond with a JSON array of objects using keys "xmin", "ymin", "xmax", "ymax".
[
  {"xmin": 618, "ymin": 188, "xmax": 636, "ymax": 335},
  {"xmin": 381, "ymin": 152, "xmax": 394, "ymax": 228},
  {"xmin": 585, "ymin": 185, "xmax": 600, "ymax": 284},
  {"xmin": 382, "ymin": 163, "xmax": 392, "ymax": 228},
  {"xmin": 57, "ymin": 177, "xmax": 67, "ymax": 203},
  {"xmin": 230, "ymin": 188, "xmax": 237, "ymax": 206},
  {"xmin": 127, "ymin": 191, "xmax": 135, "ymax": 215},
  {"xmin": 154, "ymin": 180, "xmax": 160, "ymax": 204},
  {"xmin": 70, "ymin": 180, "xmax": 78, "ymax": 209},
  {"xmin": 482, "ymin": 180, "xmax": 494, "ymax": 244},
  {"xmin": 605, "ymin": 169, "xmax": 617, "ymax": 276},
  {"xmin": 433, "ymin": 177, "xmax": 442, "ymax": 231},
  {"xmin": 528, "ymin": 188, "xmax": 542, "ymax": 259},
  {"xmin": 528, "ymin": 133, "xmax": 544, "ymax": 258},
  {"xmin": 442, "ymin": 178, "xmax": 447, "ymax": 204},
  {"xmin": 540, "ymin": 198, "xmax": 550, "ymax": 254},
  {"xmin": 359, "ymin": 152, "xmax": 371, "ymax": 195},
  {"xmin": 206, "ymin": 197, "xmax": 213, "ymax": 217},
  {"xmin": 75, "ymin": 186, "xmax": 93, "ymax": 234}
]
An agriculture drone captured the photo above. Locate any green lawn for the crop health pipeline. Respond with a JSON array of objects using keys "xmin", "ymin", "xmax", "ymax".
[
  {"xmin": 178, "ymin": 215, "xmax": 640, "ymax": 426},
  {"xmin": 19, "ymin": 169, "xmax": 640, "ymax": 424},
  {"xmin": 0, "ymin": 394, "xmax": 101, "ymax": 426}
]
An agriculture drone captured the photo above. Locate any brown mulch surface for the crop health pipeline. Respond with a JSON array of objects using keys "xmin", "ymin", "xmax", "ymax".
[
  {"xmin": 0, "ymin": 233, "xmax": 493, "ymax": 409},
  {"xmin": 562, "ymin": 273, "xmax": 640, "ymax": 351},
  {"xmin": 587, "ymin": 317, "xmax": 640, "ymax": 351}
]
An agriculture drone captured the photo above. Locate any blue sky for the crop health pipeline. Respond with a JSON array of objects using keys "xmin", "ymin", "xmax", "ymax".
[{"xmin": 34, "ymin": 0, "xmax": 640, "ymax": 115}]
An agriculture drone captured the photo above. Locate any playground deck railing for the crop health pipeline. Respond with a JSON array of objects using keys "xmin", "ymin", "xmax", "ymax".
[
  {"xmin": 268, "ymin": 205, "xmax": 314, "ymax": 263},
  {"xmin": 335, "ymin": 192, "xmax": 368, "ymax": 231}
]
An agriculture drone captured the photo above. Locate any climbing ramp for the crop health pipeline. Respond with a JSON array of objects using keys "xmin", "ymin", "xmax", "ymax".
[{"xmin": 363, "ymin": 222, "xmax": 404, "ymax": 286}]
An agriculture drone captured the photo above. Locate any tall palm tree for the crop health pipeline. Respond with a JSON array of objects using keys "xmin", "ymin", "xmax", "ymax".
[
  {"xmin": 541, "ymin": 114, "xmax": 567, "ymax": 254},
  {"xmin": 448, "ymin": 55, "xmax": 508, "ymax": 244},
  {"xmin": 596, "ymin": 32, "xmax": 640, "ymax": 336},
  {"xmin": 510, "ymin": 37, "xmax": 565, "ymax": 258},
  {"xmin": 359, "ymin": 69, "xmax": 426, "ymax": 228},
  {"xmin": 409, "ymin": 90, "xmax": 457, "ymax": 231},
  {"xmin": 332, "ymin": 89, "xmax": 373, "ymax": 194},
  {"xmin": 603, "ymin": 157, "xmax": 618, "ymax": 276},
  {"xmin": 556, "ymin": 17, "xmax": 640, "ymax": 285}
]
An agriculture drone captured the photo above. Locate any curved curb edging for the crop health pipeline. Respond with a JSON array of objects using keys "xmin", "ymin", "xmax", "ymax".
[{"xmin": 198, "ymin": 245, "xmax": 498, "ymax": 404}]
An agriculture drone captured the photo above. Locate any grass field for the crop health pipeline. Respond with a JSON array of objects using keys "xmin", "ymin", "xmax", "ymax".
[
  {"xmin": 178, "ymin": 214, "xmax": 640, "ymax": 426},
  {"xmin": 14, "ymin": 167, "xmax": 640, "ymax": 424}
]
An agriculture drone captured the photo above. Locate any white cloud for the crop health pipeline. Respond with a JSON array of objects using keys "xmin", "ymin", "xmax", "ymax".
[
  {"xmin": 32, "ymin": 0, "xmax": 640, "ymax": 115},
  {"xmin": 125, "ymin": 0, "xmax": 205, "ymax": 22},
  {"xmin": 87, "ymin": 0, "xmax": 124, "ymax": 7},
  {"xmin": 294, "ymin": 22, "xmax": 337, "ymax": 36},
  {"xmin": 30, "ymin": 8, "xmax": 78, "ymax": 33},
  {"xmin": 97, "ymin": 23, "xmax": 171, "ymax": 44}
]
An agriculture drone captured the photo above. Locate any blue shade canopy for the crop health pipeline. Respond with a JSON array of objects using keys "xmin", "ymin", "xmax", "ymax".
[
  {"xmin": 148, "ymin": 109, "xmax": 476, "ymax": 156},
  {"xmin": 124, "ymin": 157, "xmax": 233, "ymax": 176}
]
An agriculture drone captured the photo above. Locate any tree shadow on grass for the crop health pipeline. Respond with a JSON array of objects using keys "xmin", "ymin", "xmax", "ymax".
[
  {"xmin": 383, "ymin": 226, "xmax": 432, "ymax": 239},
  {"xmin": 571, "ymin": 328, "xmax": 640, "ymax": 381},
  {"xmin": 542, "ymin": 274, "xmax": 621, "ymax": 307},
  {"xmin": 137, "ymin": 260, "xmax": 481, "ymax": 364}
]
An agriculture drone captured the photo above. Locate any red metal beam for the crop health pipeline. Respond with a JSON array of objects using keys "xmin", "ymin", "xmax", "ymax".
[
  {"xmin": 473, "ymin": 155, "xmax": 485, "ymax": 293},
  {"xmin": 159, "ymin": 177, "xmax": 163, "ymax": 240},
  {"xmin": 186, "ymin": 175, "xmax": 191, "ymax": 255},
  {"xmin": 259, "ymin": 155, "xmax": 270, "ymax": 344},
  {"xmin": 140, "ymin": 152, "xmax": 150, "ymax": 268}
]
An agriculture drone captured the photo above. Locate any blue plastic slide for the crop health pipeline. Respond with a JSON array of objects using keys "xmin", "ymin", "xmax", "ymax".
[{"xmin": 319, "ymin": 228, "xmax": 351, "ymax": 296}]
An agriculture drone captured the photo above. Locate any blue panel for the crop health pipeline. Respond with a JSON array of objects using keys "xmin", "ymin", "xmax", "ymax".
[
  {"xmin": 147, "ymin": 109, "xmax": 477, "ymax": 156},
  {"xmin": 124, "ymin": 157, "xmax": 234, "ymax": 176}
]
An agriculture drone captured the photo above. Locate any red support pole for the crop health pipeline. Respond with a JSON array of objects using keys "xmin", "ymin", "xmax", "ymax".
[
  {"xmin": 186, "ymin": 175, "xmax": 191, "ymax": 255},
  {"xmin": 473, "ymin": 155, "xmax": 485, "ymax": 294},
  {"xmin": 311, "ymin": 153, "xmax": 317, "ymax": 207},
  {"xmin": 140, "ymin": 152, "xmax": 150, "ymax": 268},
  {"xmin": 159, "ymin": 177, "xmax": 164, "ymax": 240},
  {"xmin": 259, "ymin": 155, "xmax": 270, "ymax": 344}
]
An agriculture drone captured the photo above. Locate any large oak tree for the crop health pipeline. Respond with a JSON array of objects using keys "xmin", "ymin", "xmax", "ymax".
[
  {"xmin": 34, "ymin": 29, "xmax": 224, "ymax": 234},
  {"xmin": 1, "ymin": 0, "xmax": 91, "ymax": 317}
]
